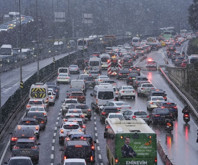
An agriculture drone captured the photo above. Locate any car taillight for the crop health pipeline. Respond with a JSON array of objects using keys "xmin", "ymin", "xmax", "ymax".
[
  {"xmin": 102, "ymin": 112, "xmax": 106, "ymax": 115},
  {"xmin": 43, "ymin": 112, "xmax": 47, "ymax": 116},
  {"xmin": 155, "ymin": 114, "xmax": 160, "ymax": 117},
  {"xmin": 106, "ymin": 125, "xmax": 111, "ymax": 129},
  {"xmin": 40, "ymin": 120, "xmax": 45, "ymax": 124},
  {"xmin": 57, "ymin": 77, "xmax": 60, "ymax": 79},
  {"xmin": 26, "ymin": 104, "xmax": 31, "ymax": 108},
  {"xmin": 80, "ymin": 114, "xmax": 85, "ymax": 118},
  {"xmin": 146, "ymin": 115, "xmax": 149, "ymax": 118},
  {"xmin": 29, "ymin": 137, "xmax": 35, "ymax": 140},
  {"xmin": 60, "ymin": 129, "xmax": 64, "ymax": 133},
  {"xmin": 75, "ymin": 145, "xmax": 82, "ymax": 148},
  {"xmin": 117, "ymin": 107, "xmax": 121, "ymax": 110},
  {"xmin": 119, "ymin": 73, "xmax": 122, "ymax": 75},
  {"xmin": 91, "ymin": 145, "xmax": 95, "ymax": 150},
  {"xmin": 82, "ymin": 125, "xmax": 86, "ymax": 128},
  {"xmin": 35, "ymin": 126, "xmax": 39, "ymax": 130},
  {"xmin": 161, "ymin": 106, "xmax": 165, "ymax": 109},
  {"xmin": 173, "ymin": 106, "xmax": 177, "ymax": 109},
  {"xmin": 31, "ymin": 146, "xmax": 38, "ymax": 149},
  {"xmin": 150, "ymin": 102, "xmax": 153, "ymax": 104},
  {"xmin": 11, "ymin": 137, "xmax": 18, "ymax": 141},
  {"xmin": 64, "ymin": 156, "xmax": 67, "ymax": 160},
  {"xmin": 184, "ymin": 114, "xmax": 189, "ymax": 117},
  {"xmin": 132, "ymin": 116, "xmax": 136, "ymax": 119},
  {"xmin": 122, "ymin": 91, "xmax": 124, "ymax": 93},
  {"xmin": 88, "ymin": 109, "xmax": 91, "ymax": 112},
  {"xmin": 13, "ymin": 146, "xmax": 19, "ymax": 149},
  {"xmin": 90, "ymin": 156, "xmax": 94, "ymax": 162},
  {"xmin": 50, "ymin": 96, "xmax": 53, "ymax": 99}
]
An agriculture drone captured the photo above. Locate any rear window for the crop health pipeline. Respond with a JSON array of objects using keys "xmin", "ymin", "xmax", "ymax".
[
  {"xmin": 66, "ymin": 100, "xmax": 78, "ymax": 103},
  {"xmin": 123, "ymin": 86, "xmax": 133, "ymax": 89},
  {"xmin": 98, "ymin": 91, "xmax": 114, "ymax": 100},
  {"xmin": 76, "ymin": 105, "xmax": 89, "ymax": 109},
  {"xmin": 71, "ymin": 93, "xmax": 84, "ymax": 96},
  {"xmin": 9, "ymin": 159, "xmax": 33, "ymax": 165},
  {"xmin": 16, "ymin": 142, "xmax": 35, "ymax": 148},
  {"xmin": 29, "ymin": 101, "xmax": 43, "ymax": 105},
  {"xmin": 63, "ymin": 125, "xmax": 79, "ymax": 129},
  {"xmin": 134, "ymin": 111, "xmax": 147, "ymax": 115},
  {"xmin": 27, "ymin": 113, "xmax": 44, "ymax": 118},
  {"xmin": 152, "ymin": 92, "xmax": 165, "ymax": 96},
  {"xmin": 59, "ymin": 68, "xmax": 68, "ymax": 73},
  {"xmin": 20, "ymin": 120, "xmax": 38, "ymax": 125},
  {"xmin": 163, "ymin": 103, "xmax": 176, "ymax": 107}
]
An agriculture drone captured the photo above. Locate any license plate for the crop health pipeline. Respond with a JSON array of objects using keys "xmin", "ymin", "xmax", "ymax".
[{"xmin": 20, "ymin": 150, "xmax": 31, "ymax": 155}]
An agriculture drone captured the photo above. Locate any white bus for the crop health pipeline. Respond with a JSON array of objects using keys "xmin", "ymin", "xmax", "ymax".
[{"xmin": 104, "ymin": 118, "xmax": 157, "ymax": 165}]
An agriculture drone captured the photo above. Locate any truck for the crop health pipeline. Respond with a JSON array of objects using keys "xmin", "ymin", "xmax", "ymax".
[
  {"xmin": 107, "ymin": 58, "xmax": 122, "ymax": 77},
  {"xmin": 104, "ymin": 118, "xmax": 157, "ymax": 165}
]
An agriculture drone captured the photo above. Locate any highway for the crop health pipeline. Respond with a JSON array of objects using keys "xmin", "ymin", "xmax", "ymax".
[{"xmin": 1, "ymin": 42, "xmax": 198, "ymax": 165}]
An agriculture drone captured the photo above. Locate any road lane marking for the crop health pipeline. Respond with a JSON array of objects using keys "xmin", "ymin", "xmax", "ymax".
[
  {"xmin": 95, "ymin": 133, "xmax": 98, "ymax": 137},
  {"xmin": 52, "ymin": 139, "xmax": 55, "ymax": 144},
  {"xmin": 97, "ymin": 146, "xmax": 100, "ymax": 151},
  {"xmin": 51, "ymin": 154, "xmax": 54, "ymax": 159},
  {"xmin": 99, "ymin": 154, "xmax": 102, "ymax": 159},
  {"xmin": 96, "ymin": 139, "xmax": 99, "ymax": 143},
  {"xmin": 54, "ymin": 132, "xmax": 56, "ymax": 137},
  {"xmin": 51, "ymin": 146, "xmax": 54, "ymax": 151},
  {"xmin": 94, "ymin": 127, "xmax": 97, "ymax": 131}
]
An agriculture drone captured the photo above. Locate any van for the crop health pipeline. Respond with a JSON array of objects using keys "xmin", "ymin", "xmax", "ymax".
[
  {"xmin": 99, "ymin": 53, "xmax": 110, "ymax": 69},
  {"xmin": 89, "ymin": 57, "xmax": 101, "ymax": 71},
  {"xmin": 58, "ymin": 67, "xmax": 69, "ymax": 75},
  {"xmin": 29, "ymin": 82, "xmax": 49, "ymax": 107},
  {"xmin": 70, "ymin": 79, "xmax": 85, "ymax": 92},
  {"xmin": 0, "ymin": 44, "xmax": 13, "ymax": 63},
  {"xmin": 132, "ymin": 37, "xmax": 140, "ymax": 47},
  {"xmin": 90, "ymin": 84, "xmax": 115, "ymax": 112}
]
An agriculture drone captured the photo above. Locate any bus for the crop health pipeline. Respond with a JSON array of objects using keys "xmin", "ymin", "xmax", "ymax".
[{"xmin": 104, "ymin": 118, "xmax": 157, "ymax": 165}]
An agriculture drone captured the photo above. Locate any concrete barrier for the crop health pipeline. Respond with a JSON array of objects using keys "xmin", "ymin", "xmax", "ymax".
[{"xmin": 159, "ymin": 67, "xmax": 198, "ymax": 118}]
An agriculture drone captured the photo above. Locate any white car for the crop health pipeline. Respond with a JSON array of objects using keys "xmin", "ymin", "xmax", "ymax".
[
  {"xmin": 100, "ymin": 101, "xmax": 132, "ymax": 111},
  {"xmin": 119, "ymin": 86, "xmax": 136, "ymax": 99},
  {"xmin": 48, "ymin": 88, "xmax": 56, "ymax": 105},
  {"xmin": 147, "ymin": 96, "xmax": 165, "ymax": 111},
  {"xmin": 69, "ymin": 65, "xmax": 80, "ymax": 74},
  {"xmin": 29, "ymin": 106, "xmax": 47, "ymax": 117},
  {"xmin": 59, "ymin": 122, "xmax": 83, "ymax": 145},
  {"xmin": 61, "ymin": 98, "xmax": 79, "ymax": 116},
  {"xmin": 95, "ymin": 75, "xmax": 110, "ymax": 85},
  {"xmin": 137, "ymin": 83, "xmax": 155, "ymax": 96},
  {"xmin": 64, "ymin": 158, "xmax": 87, "ymax": 165},
  {"xmin": 57, "ymin": 73, "xmax": 71, "ymax": 84},
  {"xmin": 105, "ymin": 113, "xmax": 124, "ymax": 124},
  {"xmin": 26, "ymin": 98, "xmax": 46, "ymax": 111}
]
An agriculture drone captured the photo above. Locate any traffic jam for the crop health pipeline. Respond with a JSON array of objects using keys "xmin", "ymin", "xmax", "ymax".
[{"xmin": 4, "ymin": 34, "xmax": 195, "ymax": 165}]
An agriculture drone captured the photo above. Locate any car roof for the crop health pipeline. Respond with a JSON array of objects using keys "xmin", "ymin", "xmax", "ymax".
[
  {"xmin": 13, "ymin": 128, "xmax": 34, "ymax": 135},
  {"xmin": 9, "ymin": 156, "xmax": 32, "ymax": 160},
  {"xmin": 64, "ymin": 158, "xmax": 86, "ymax": 163},
  {"xmin": 16, "ymin": 138, "xmax": 35, "ymax": 143},
  {"xmin": 66, "ymin": 140, "xmax": 89, "ymax": 146}
]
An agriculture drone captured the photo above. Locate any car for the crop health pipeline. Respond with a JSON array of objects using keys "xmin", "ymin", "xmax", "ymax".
[
  {"xmin": 105, "ymin": 113, "xmax": 124, "ymax": 124},
  {"xmin": 5, "ymin": 156, "xmax": 34, "ymax": 165},
  {"xmin": 149, "ymin": 89, "xmax": 167, "ymax": 101},
  {"xmin": 126, "ymin": 72, "xmax": 139, "ymax": 85},
  {"xmin": 68, "ymin": 134, "xmax": 95, "ymax": 146},
  {"xmin": 12, "ymin": 139, "xmax": 40, "ymax": 164},
  {"xmin": 117, "ymin": 69, "xmax": 130, "ymax": 79},
  {"xmin": 122, "ymin": 109, "xmax": 134, "ymax": 120},
  {"xmin": 28, "ymin": 106, "xmax": 47, "ymax": 117},
  {"xmin": 129, "ymin": 66, "xmax": 141, "ymax": 76},
  {"xmin": 133, "ymin": 76, "xmax": 148, "ymax": 88},
  {"xmin": 59, "ymin": 122, "xmax": 83, "ymax": 145},
  {"xmin": 48, "ymin": 88, "xmax": 56, "ymax": 105},
  {"xmin": 67, "ymin": 118, "xmax": 86, "ymax": 133},
  {"xmin": 147, "ymin": 96, "xmax": 165, "ymax": 111},
  {"xmin": 17, "ymin": 118, "xmax": 40, "ymax": 139},
  {"xmin": 62, "ymin": 140, "xmax": 94, "ymax": 163},
  {"xmin": 26, "ymin": 112, "xmax": 47, "ymax": 130},
  {"xmin": 78, "ymin": 74, "xmax": 89, "ymax": 82},
  {"xmin": 57, "ymin": 73, "xmax": 71, "ymax": 84},
  {"xmin": 69, "ymin": 65, "xmax": 80, "ymax": 74},
  {"xmin": 84, "ymin": 75, "xmax": 95, "ymax": 88},
  {"xmin": 63, "ymin": 158, "xmax": 87, "ymax": 165},
  {"xmin": 133, "ymin": 110, "xmax": 150, "ymax": 123},
  {"xmin": 45, "ymin": 82, "xmax": 60, "ymax": 98},
  {"xmin": 88, "ymin": 69, "xmax": 100, "ymax": 79},
  {"xmin": 69, "ymin": 90, "xmax": 86, "ymax": 103},
  {"xmin": 160, "ymin": 102, "xmax": 178, "ymax": 119},
  {"xmin": 137, "ymin": 83, "xmax": 155, "ymax": 97},
  {"xmin": 95, "ymin": 75, "xmax": 110, "ymax": 85},
  {"xmin": 26, "ymin": 98, "xmax": 46, "ymax": 112},
  {"xmin": 62, "ymin": 113, "xmax": 83, "ymax": 123},
  {"xmin": 75, "ymin": 104, "xmax": 92, "ymax": 120},
  {"xmin": 100, "ymin": 106, "xmax": 120, "ymax": 123},
  {"xmin": 149, "ymin": 108, "xmax": 173, "ymax": 125},
  {"xmin": 99, "ymin": 101, "xmax": 132, "ymax": 111},
  {"xmin": 67, "ymin": 109, "xmax": 84, "ymax": 117},
  {"xmin": 61, "ymin": 98, "xmax": 79, "ymax": 116},
  {"xmin": 10, "ymin": 128, "xmax": 36, "ymax": 150},
  {"xmin": 118, "ymin": 86, "xmax": 135, "ymax": 99}
]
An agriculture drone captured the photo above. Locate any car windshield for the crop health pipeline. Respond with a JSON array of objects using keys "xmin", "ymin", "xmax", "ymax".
[
  {"xmin": 20, "ymin": 120, "xmax": 38, "ymax": 125},
  {"xmin": 30, "ymin": 107, "xmax": 44, "ymax": 111},
  {"xmin": 9, "ymin": 159, "xmax": 33, "ymax": 165},
  {"xmin": 90, "ymin": 61, "xmax": 99, "ymax": 66},
  {"xmin": 59, "ymin": 68, "xmax": 68, "ymax": 73},
  {"xmin": 29, "ymin": 101, "xmax": 43, "ymax": 105},
  {"xmin": 27, "ymin": 113, "xmax": 44, "ymax": 118},
  {"xmin": 65, "ymin": 100, "xmax": 77, "ymax": 103},
  {"xmin": 0, "ymin": 48, "xmax": 11, "ymax": 55},
  {"xmin": 101, "ymin": 57, "xmax": 109, "ymax": 62},
  {"xmin": 98, "ymin": 91, "xmax": 114, "ymax": 99},
  {"xmin": 71, "ymin": 93, "xmax": 83, "ymax": 96},
  {"xmin": 152, "ymin": 97, "xmax": 164, "ymax": 101},
  {"xmin": 109, "ymin": 114, "xmax": 124, "ymax": 119}
]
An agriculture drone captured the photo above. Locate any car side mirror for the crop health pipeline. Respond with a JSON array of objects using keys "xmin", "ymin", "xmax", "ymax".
[{"xmin": 90, "ymin": 93, "xmax": 93, "ymax": 97}]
